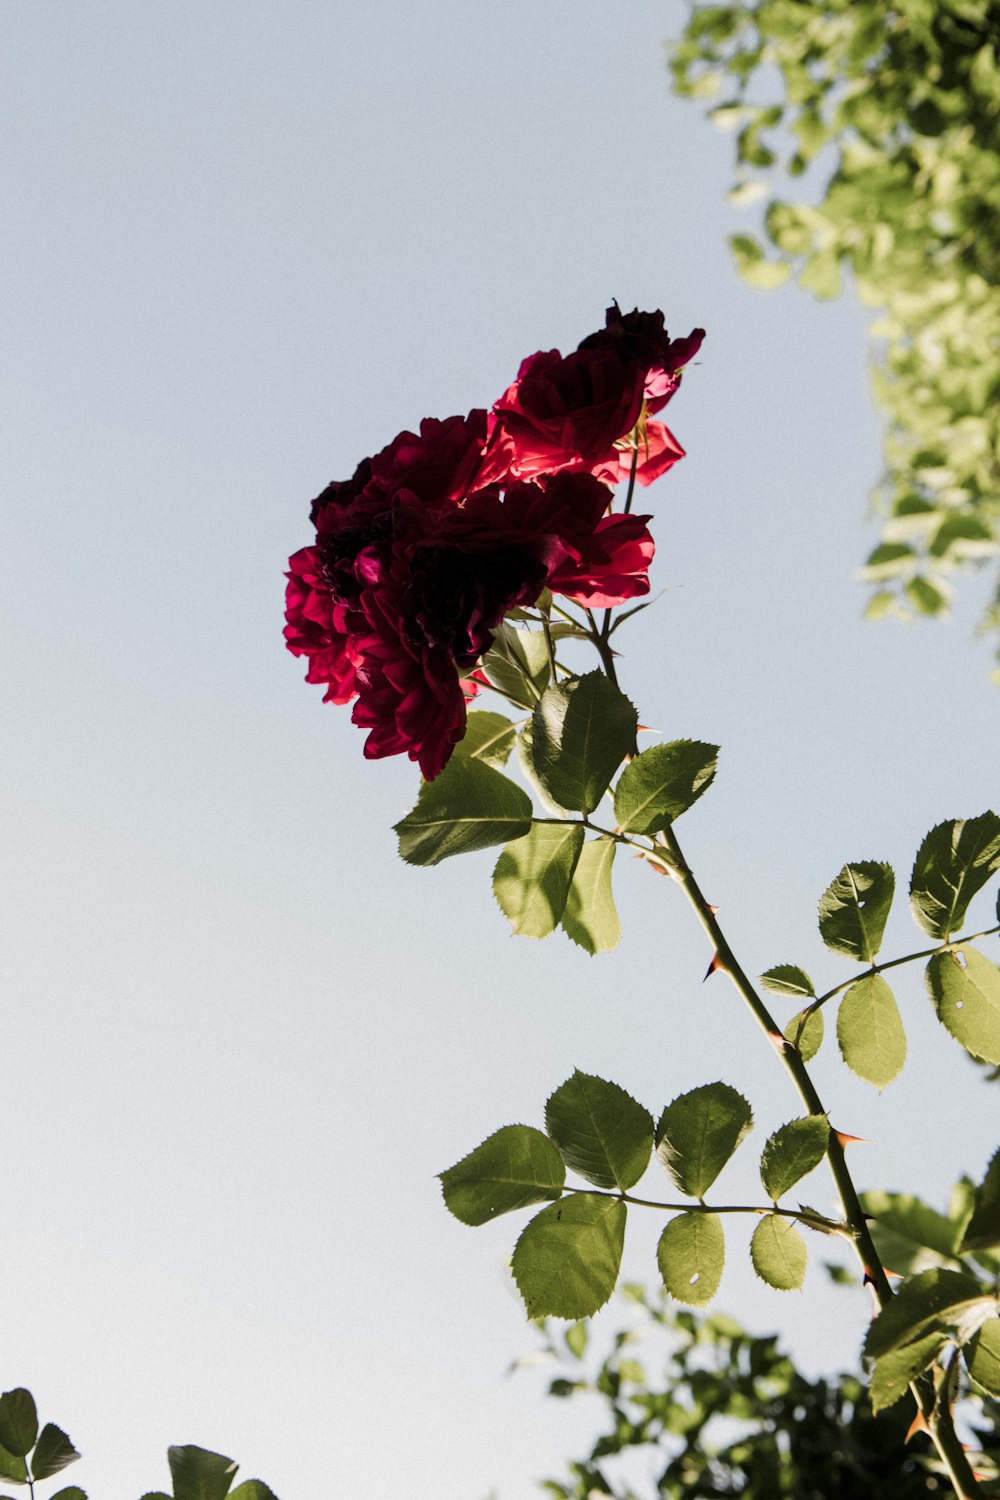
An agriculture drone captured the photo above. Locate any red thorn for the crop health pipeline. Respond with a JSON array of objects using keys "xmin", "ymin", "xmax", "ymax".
[
  {"xmin": 703, "ymin": 952, "xmax": 724, "ymax": 981},
  {"xmin": 768, "ymin": 1029, "xmax": 790, "ymax": 1053},
  {"xmin": 636, "ymin": 724, "xmax": 656, "ymax": 734},
  {"xmin": 706, "ymin": 903, "xmax": 719, "ymax": 914},
  {"xmin": 905, "ymin": 1408, "xmax": 931, "ymax": 1444},
  {"xmin": 834, "ymin": 1130, "xmax": 870, "ymax": 1149}
]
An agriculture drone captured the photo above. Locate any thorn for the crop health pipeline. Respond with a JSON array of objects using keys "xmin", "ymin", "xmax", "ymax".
[
  {"xmin": 905, "ymin": 1408, "xmax": 931, "ymax": 1444},
  {"xmin": 768, "ymin": 1029, "xmax": 791, "ymax": 1053},
  {"xmin": 636, "ymin": 724, "xmax": 657, "ymax": 734},
  {"xmin": 704, "ymin": 952, "xmax": 724, "ymax": 981},
  {"xmin": 834, "ymin": 1130, "xmax": 870, "ymax": 1149},
  {"xmin": 706, "ymin": 903, "xmax": 719, "ymax": 914}
]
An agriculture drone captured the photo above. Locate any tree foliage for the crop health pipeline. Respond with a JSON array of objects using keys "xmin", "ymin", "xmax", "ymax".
[{"xmin": 671, "ymin": 0, "xmax": 1000, "ymax": 674}]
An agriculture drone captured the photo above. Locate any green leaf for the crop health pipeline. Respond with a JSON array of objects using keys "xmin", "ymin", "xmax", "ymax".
[
  {"xmin": 818, "ymin": 862, "xmax": 895, "ymax": 962},
  {"xmin": 0, "ymin": 1446, "xmax": 27, "ymax": 1486},
  {"xmin": 453, "ymin": 710, "xmax": 518, "ymax": 769},
  {"xmin": 909, "ymin": 813, "xmax": 1000, "ymax": 939},
  {"xmin": 783, "ymin": 1008, "xmax": 824, "ymax": 1061},
  {"xmin": 30, "ymin": 1426, "xmax": 80, "ymax": 1482},
  {"xmin": 861, "ymin": 1190, "xmax": 960, "ymax": 1275},
  {"xmin": 965, "ymin": 1318, "xmax": 1000, "ymax": 1396},
  {"xmin": 612, "ymin": 740, "xmax": 719, "ymax": 833},
  {"xmin": 480, "ymin": 623, "xmax": 551, "ymax": 708},
  {"xmin": 544, "ymin": 1071, "xmax": 653, "ymax": 1192},
  {"xmin": 906, "ymin": 575, "xmax": 948, "ymax": 617},
  {"xmin": 531, "ymin": 673, "xmax": 637, "ymax": 814},
  {"xmin": 138, "ymin": 1494, "xmax": 173, "ymax": 1500},
  {"xmin": 960, "ymin": 1147, "xmax": 1000, "ymax": 1253},
  {"xmin": 511, "ymin": 1195, "xmax": 626, "ymax": 1319},
  {"xmin": 49, "ymin": 1490, "xmax": 88, "ymax": 1500},
  {"xmin": 864, "ymin": 1269, "xmax": 996, "ymax": 1365},
  {"xmin": 0, "ymin": 1393, "xmax": 37, "ymax": 1460},
  {"xmin": 167, "ymin": 1445, "xmax": 239, "ymax": 1500},
  {"xmin": 229, "ymin": 1485, "xmax": 280, "ymax": 1500},
  {"xmin": 798, "ymin": 249, "xmax": 841, "ymax": 299},
  {"xmin": 729, "ymin": 233, "xmax": 790, "ymax": 290},
  {"xmin": 926, "ymin": 946, "xmax": 1000, "ymax": 1065},
  {"xmin": 869, "ymin": 1334, "xmax": 945, "ymax": 1412},
  {"xmin": 439, "ymin": 1125, "xmax": 565, "ymax": 1226},
  {"xmin": 656, "ymin": 1083, "xmax": 753, "ymax": 1199},
  {"xmin": 750, "ymin": 1216, "xmax": 807, "ymax": 1291},
  {"xmin": 657, "ymin": 1212, "xmax": 725, "ymax": 1306},
  {"xmin": 394, "ymin": 758, "xmax": 532, "ymax": 866},
  {"xmin": 836, "ymin": 975, "xmax": 907, "ymax": 1089},
  {"xmin": 564, "ymin": 1321, "xmax": 587, "ymax": 1359},
  {"xmin": 560, "ymin": 838, "xmax": 620, "ymax": 954},
  {"xmin": 493, "ymin": 823, "xmax": 584, "ymax": 939},
  {"xmin": 760, "ymin": 1116, "xmax": 829, "ymax": 1202},
  {"xmin": 760, "ymin": 965, "xmax": 815, "ymax": 1000}
]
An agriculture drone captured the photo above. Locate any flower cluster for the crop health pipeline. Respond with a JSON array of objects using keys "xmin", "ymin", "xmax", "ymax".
[{"xmin": 285, "ymin": 306, "xmax": 703, "ymax": 779}]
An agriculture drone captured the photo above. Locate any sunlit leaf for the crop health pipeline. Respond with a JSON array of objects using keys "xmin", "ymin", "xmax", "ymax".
[
  {"xmin": 760, "ymin": 1116, "xmax": 829, "ymax": 1201},
  {"xmin": 909, "ymin": 814, "xmax": 1000, "ymax": 939},
  {"xmin": 760, "ymin": 965, "xmax": 815, "ymax": 1000},
  {"xmin": 836, "ymin": 975, "xmax": 907, "ymax": 1088},
  {"xmin": 493, "ymin": 823, "xmax": 584, "ymax": 939},
  {"xmin": 782, "ymin": 1008, "xmax": 824, "ymax": 1061},
  {"xmin": 531, "ymin": 673, "xmax": 637, "ymax": 814},
  {"xmin": 561, "ymin": 838, "xmax": 621, "ymax": 954},
  {"xmin": 657, "ymin": 1213, "xmax": 725, "ymax": 1306},
  {"xmin": 545, "ymin": 1071, "xmax": 653, "ymax": 1192},
  {"xmin": 925, "ymin": 946, "xmax": 1000, "ymax": 1064},
  {"xmin": 656, "ymin": 1083, "xmax": 753, "ymax": 1199},
  {"xmin": 453, "ymin": 710, "xmax": 518, "ymax": 769},
  {"xmin": 512, "ymin": 1195, "xmax": 626, "ymax": 1319},
  {"xmin": 818, "ymin": 862, "xmax": 894, "ymax": 962},
  {"xmin": 750, "ymin": 1216, "xmax": 807, "ymax": 1290},
  {"xmin": 394, "ymin": 759, "xmax": 532, "ymax": 866},
  {"xmin": 613, "ymin": 741, "xmax": 718, "ymax": 833},
  {"xmin": 439, "ymin": 1125, "xmax": 565, "ymax": 1226},
  {"xmin": 960, "ymin": 1147, "xmax": 1000, "ymax": 1253}
]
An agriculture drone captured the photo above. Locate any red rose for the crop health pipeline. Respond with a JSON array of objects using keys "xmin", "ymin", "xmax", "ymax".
[{"xmin": 579, "ymin": 304, "xmax": 705, "ymax": 414}]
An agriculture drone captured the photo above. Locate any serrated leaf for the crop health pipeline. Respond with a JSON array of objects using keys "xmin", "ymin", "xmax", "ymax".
[
  {"xmin": 480, "ymin": 623, "xmax": 551, "ymax": 708},
  {"xmin": 439, "ymin": 1125, "xmax": 565, "ymax": 1226},
  {"xmin": 960, "ymin": 1148, "xmax": 1000, "ymax": 1252},
  {"xmin": 30, "ymin": 1426, "xmax": 80, "ymax": 1482},
  {"xmin": 167, "ymin": 1446, "xmax": 239, "ymax": 1500},
  {"xmin": 926, "ymin": 946, "xmax": 1000, "ymax": 1064},
  {"xmin": 861, "ymin": 1190, "xmax": 960, "ymax": 1275},
  {"xmin": 818, "ymin": 862, "xmax": 895, "ymax": 962},
  {"xmin": 560, "ymin": 838, "xmax": 620, "ymax": 954},
  {"xmin": 394, "ymin": 758, "xmax": 532, "ymax": 866},
  {"xmin": 783, "ymin": 1008, "xmax": 824, "ymax": 1061},
  {"xmin": 613, "ymin": 740, "xmax": 719, "ymax": 833},
  {"xmin": 836, "ymin": 975, "xmax": 907, "ymax": 1089},
  {"xmin": 229, "ymin": 1485, "xmax": 280, "ymax": 1500},
  {"xmin": 656, "ymin": 1083, "xmax": 753, "ymax": 1199},
  {"xmin": 657, "ymin": 1212, "xmax": 725, "ymax": 1306},
  {"xmin": 0, "ymin": 1393, "xmax": 37, "ymax": 1460},
  {"xmin": 965, "ymin": 1318, "xmax": 1000, "ymax": 1395},
  {"xmin": 138, "ymin": 1494, "xmax": 173, "ymax": 1500},
  {"xmin": 760, "ymin": 965, "xmax": 815, "ymax": 1000},
  {"xmin": 49, "ymin": 1489, "xmax": 88, "ymax": 1500},
  {"xmin": 750, "ymin": 1216, "xmax": 807, "ymax": 1290},
  {"xmin": 760, "ymin": 1116, "xmax": 829, "ymax": 1201},
  {"xmin": 869, "ymin": 1333, "xmax": 945, "ymax": 1412},
  {"xmin": 511, "ymin": 1195, "xmax": 626, "ymax": 1319},
  {"xmin": 909, "ymin": 814, "xmax": 1000, "ymax": 939},
  {"xmin": 493, "ymin": 822, "xmax": 584, "ymax": 939},
  {"xmin": 545, "ymin": 1071, "xmax": 653, "ymax": 1191},
  {"xmin": 453, "ymin": 710, "xmax": 518, "ymax": 769},
  {"xmin": 531, "ymin": 673, "xmax": 637, "ymax": 814}
]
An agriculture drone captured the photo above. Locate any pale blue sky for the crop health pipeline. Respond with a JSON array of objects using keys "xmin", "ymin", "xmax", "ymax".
[{"xmin": 2, "ymin": 4, "xmax": 997, "ymax": 1497}]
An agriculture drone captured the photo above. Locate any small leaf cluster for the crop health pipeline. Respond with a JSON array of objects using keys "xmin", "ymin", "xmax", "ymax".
[
  {"xmin": 670, "ymin": 0, "xmax": 1000, "ymax": 673},
  {"xmin": 529, "ymin": 1285, "xmax": 999, "ymax": 1499},
  {"xmin": 861, "ymin": 1154, "xmax": 1000, "ymax": 1411},
  {"xmin": 440, "ymin": 1071, "xmax": 839, "ymax": 1322},
  {"xmin": 0, "ymin": 1390, "xmax": 82, "ymax": 1500},
  {"xmin": 395, "ymin": 660, "xmax": 718, "ymax": 953},
  {"xmin": 761, "ymin": 813, "xmax": 1000, "ymax": 1087}
]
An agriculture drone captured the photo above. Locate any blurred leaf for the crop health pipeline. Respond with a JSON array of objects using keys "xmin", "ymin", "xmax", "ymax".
[
  {"xmin": 909, "ymin": 814, "xmax": 1000, "ymax": 939},
  {"xmin": 861, "ymin": 1190, "xmax": 960, "ymax": 1275},
  {"xmin": 394, "ymin": 759, "xmax": 532, "ymax": 866},
  {"xmin": 926, "ymin": 946, "xmax": 1000, "ymax": 1064},
  {"xmin": 228, "ymin": 1485, "xmax": 280, "ymax": 1500},
  {"xmin": 512, "ymin": 1196, "xmax": 626, "ymax": 1319},
  {"xmin": 560, "ymin": 838, "xmax": 621, "ymax": 954},
  {"xmin": 493, "ymin": 823, "xmax": 584, "ymax": 939},
  {"xmin": 657, "ymin": 1213, "xmax": 725, "ymax": 1306},
  {"xmin": 656, "ymin": 1083, "xmax": 753, "ymax": 1199},
  {"xmin": 760, "ymin": 1116, "xmax": 829, "ymax": 1201},
  {"xmin": 869, "ymin": 1334, "xmax": 945, "ymax": 1413},
  {"xmin": 613, "ymin": 741, "xmax": 719, "ymax": 833},
  {"xmin": 439, "ymin": 1125, "xmax": 565, "ymax": 1226},
  {"xmin": 965, "ymin": 1318, "xmax": 1000, "ymax": 1396},
  {"xmin": 0, "ymin": 1446, "xmax": 27, "ymax": 1486},
  {"xmin": 729, "ymin": 233, "xmax": 790, "ymax": 289},
  {"xmin": 531, "ymin": 674, "xmax": 637, "ymax": 815},
  {"xmin": 750, "ymin": 1216, "xmax": 807, "ymax": 1291},
  {"xmin": 545, "ymin": 1071, "xmax": 654, "ymax": 1192},
  {"xmin": 818, "ymin": 862, "xmax": 895, "ymax": 962},
  {"xmin": 836, "ymin": 975, "xmax": 907, "ymax": 1088},
  {"xmin": 960, "ymin": 1147, "xmax": 1000, "ymax": 1253}
]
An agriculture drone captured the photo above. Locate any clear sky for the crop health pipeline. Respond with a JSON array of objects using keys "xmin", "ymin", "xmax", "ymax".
[{"xmin": 2, "ymin": 4, "xmax": 997, "ymax": 1498}]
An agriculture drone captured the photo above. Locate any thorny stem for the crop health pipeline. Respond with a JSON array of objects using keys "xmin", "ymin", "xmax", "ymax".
[{"xmin": 579, "ymin": 631, "xmax": 984, "ymax": 1496}]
